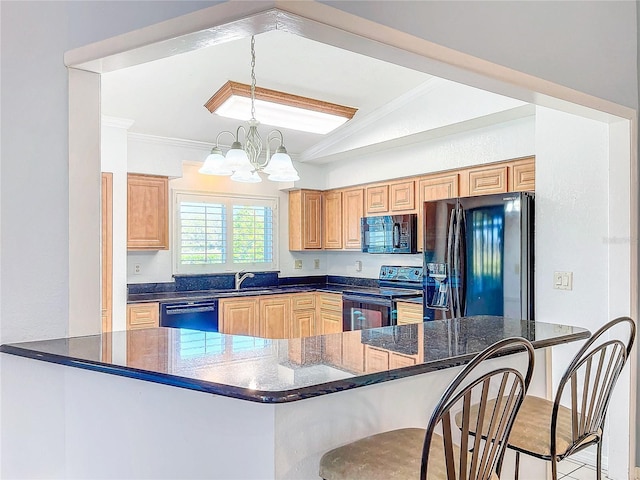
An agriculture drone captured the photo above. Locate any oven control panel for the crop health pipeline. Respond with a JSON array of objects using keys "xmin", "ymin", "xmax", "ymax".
[{"xmin": 379, "ymin": 265, "xmax": 423, "ymax": 283}]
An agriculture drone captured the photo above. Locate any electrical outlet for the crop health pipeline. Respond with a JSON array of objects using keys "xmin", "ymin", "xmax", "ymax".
[
  {"xmin": 314, "ymin": 259, "xmax": 320, "ymax": 269},
  {"xmin": 355, "ymin": 260, "xmax": 362, "ymax": 272},
  {"xmin": 294, "ymin": 259, "xmax": 303, "ymax": 269},
  {"xmin": 134, "ymin": 264, "xmax": 142, "ymax": 275},
  {"xmin": 553, "ymin": 271, "xmax": 573, "ymax": 290}
]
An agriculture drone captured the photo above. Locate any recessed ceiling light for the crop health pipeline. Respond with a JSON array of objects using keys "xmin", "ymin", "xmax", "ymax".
[{"xmin": 205, "ymin": 81, "xmax": 357, "ymax": 135}]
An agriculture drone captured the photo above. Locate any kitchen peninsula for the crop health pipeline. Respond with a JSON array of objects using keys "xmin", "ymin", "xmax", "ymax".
[{"xmin": 1, "ymin": 317, "xmax": 588, "ymax": 479}]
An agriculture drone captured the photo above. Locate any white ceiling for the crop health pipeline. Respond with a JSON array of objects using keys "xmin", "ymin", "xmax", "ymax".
[{"xmin": 101, "ymin": 29, "xmax": 527, "ymax": 163}]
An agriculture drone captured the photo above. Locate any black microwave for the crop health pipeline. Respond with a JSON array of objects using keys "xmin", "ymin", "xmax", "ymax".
[{"xmin": 361, "ymin": 214, "xmax": 418, "ymax": 254}]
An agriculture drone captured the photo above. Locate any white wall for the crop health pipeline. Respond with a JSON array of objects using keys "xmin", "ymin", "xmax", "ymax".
[{"xmin": 122, "ymin": 133, "xmax": 327, "ymax": 285}]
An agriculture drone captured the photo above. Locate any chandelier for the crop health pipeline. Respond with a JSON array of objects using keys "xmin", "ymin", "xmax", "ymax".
[{"xmin": 199, "ymin": 36, "xmax": 300, "ymax": 183}]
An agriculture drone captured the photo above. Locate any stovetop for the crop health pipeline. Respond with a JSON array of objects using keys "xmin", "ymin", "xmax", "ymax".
[{"xmin": 342, "ymin": 265, "xmax": 423, "ymax": 299}]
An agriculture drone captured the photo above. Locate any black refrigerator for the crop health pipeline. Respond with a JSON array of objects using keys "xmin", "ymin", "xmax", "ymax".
[{"xmin": 423, "ymin": 192, "xmax": 534, "ymax": 321}]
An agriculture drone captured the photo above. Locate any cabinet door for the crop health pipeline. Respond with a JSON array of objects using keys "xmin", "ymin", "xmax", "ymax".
[
  {"xmin": 323, "ymin": 191, "xmax": 343, "ymax": 249},
  {"xmin": 389, "ymin": 180, "xmax": 415, "ymax": 212},
  {"xmin": 365, "ymin": 345, "xmax": 390, "ymax": 373},
  {"xmin": 303, "ymin": 190, "xmax": 323, "ymax": 249},
  {"xmin": 219, "ymin": 298, "xmax": 257, "ymax": 336},
  {"xmin": 418, "ymin": 173, "xmax": 459, "ymax": 252},
  {"xmin": 291, "ymin": 309, "xmax": 317, "ymax": 338},
  {"xmin": 127, "ymin": 328, "xmax": 168, "ymax": 372},
  {"xmin": 396, "ymin": 301, "xmax": 424, "ymax": 325},
  {"xmin": 463, "ymin": 165, "xmax": 508, "ymax": 196},
  {"xmin": 126, "ymin": 302, "xmax": 159, "ymax": 330},
  {"xmin": 341, "ymin": 334, "xmax": 365, "ymax": 373},
  {"xmin": 258, "ymin": 296, "xmax": 290, "ymax": 339},
  {"xmin": 127, "ymin": 174, "xmax": 169, "ymax": 250},
  {"xmin": 101, "ymin": 173, "xmax": 113, "ymax": 333},
  {"xmin": 366, "ymin": 185, "xmax": 389, "ymax": 214},
  {"xmin": 342, "ymin": 188, "xmax": 364, "ymax": 249},
  {"xmin": 389, "ymin": 351, "xmax": 417, "ymax": 369},
  {"xmin": 509, "ymin": 157, "xmax": 535, "ymax": 192},
  {"xmin": 288, "ymin": 190, "xmax": 322, "ymax": 250},
  {"xmin": 321, "ymin": 311, "xmax": 343, "ymax": 334}
]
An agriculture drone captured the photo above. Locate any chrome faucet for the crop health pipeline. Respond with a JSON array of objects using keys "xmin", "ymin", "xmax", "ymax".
[{"xmin": 234, "ymin": 270, "xmax": 255, "ymax": 290}]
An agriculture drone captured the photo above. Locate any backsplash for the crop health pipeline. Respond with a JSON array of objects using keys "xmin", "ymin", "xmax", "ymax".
[{"xmin": 128, "ymin": 273, "xmax": 379, "ymax": 295}]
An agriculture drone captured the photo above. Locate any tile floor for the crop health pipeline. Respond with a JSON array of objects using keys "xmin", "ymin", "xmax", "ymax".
[{"xmin": 557, "ymin": 458, "xmax": 611, "ymax": 480}]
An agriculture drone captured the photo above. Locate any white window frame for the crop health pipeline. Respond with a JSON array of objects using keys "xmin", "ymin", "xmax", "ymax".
[{"xmin": 173, "ymin": 190, "xmax": 279, "ymax": 274}]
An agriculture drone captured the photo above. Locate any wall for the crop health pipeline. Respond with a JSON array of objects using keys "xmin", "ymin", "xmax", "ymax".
[{"xmin": 123, "ymin": 135, "xmax": 326, "ymax": 285}]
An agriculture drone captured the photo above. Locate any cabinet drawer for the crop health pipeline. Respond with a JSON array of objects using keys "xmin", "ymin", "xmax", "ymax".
[
  {"xmin": 318, "ymin": 293, "xmax": 342, "ymax": 311},
  {"xmin": 126, "ymin": 302, "xmax": 160, "ymax": 330},
  {"xmin": 292, "ymin": 293, "xmax": 316, "ymax": 311}
]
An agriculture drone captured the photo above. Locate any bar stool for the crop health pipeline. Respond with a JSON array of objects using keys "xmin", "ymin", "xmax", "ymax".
[
  {"xmin": 319, "ymin": 337, "xmax": 535, "ymax": 480},
  {"xmin": 457, "ymin": 316, "xmax": 635, "ymax": 480}
]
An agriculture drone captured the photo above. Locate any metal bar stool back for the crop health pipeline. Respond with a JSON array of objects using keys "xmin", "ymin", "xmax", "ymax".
[{"xmin": 319, "ymin": 337, "xmax": 535, "ymax": 480}]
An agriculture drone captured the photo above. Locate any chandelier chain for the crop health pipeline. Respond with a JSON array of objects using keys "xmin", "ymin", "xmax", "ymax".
[{"xmin": 250, "ymin": 36, "xmax": 256, "ymax": 120}]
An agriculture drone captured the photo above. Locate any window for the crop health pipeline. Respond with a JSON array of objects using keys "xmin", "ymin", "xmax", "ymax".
[{"xmin": 175, "ymin": 192, "xmax": 277, "ymax": 274}]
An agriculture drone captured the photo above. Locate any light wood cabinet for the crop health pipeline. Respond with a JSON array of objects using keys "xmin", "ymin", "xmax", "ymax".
[
  {"xmin": 127, "ymin": 329, "xmax": 168, "ymax": 372},
  {"xmin": 291, "ymin": 293, "xmax": 317, "ymax": 338},
  {"xmin": 459, "ymin": 165, "xmax": 508, "ymax": 197},
  {"xmin": 396, "ymin": 301, "xmax": 423, "ymax": 325},
  {"xmin": 509, "ymin": 156, "xmax": 535, "ymax": 192},
  {"xmin": 417, "ymin": 173, "xmax": 459, "ymax": 252},
  {"xmin": 323, "ymin": 191, "xmax": 343, "ymax": 249},
  {"xmin": 342, "ymin": 188, "xmax": 364, "ymax": 249},
  {"xmin": 366, "ymin": 185, "xmax": 389, "ymax": 214},
  {"xmin": 127, "ymin": 174, "xmax": 168, "ymax": 250},
  {"xmin": 126, "ymin": 302, "xmax": 160, "ymax": 330},
  {"xmin": 219, "ymin": 297, "xmax": 258, "ymax": 336},
  {"xmin": 365, "ymin": 345, "xmax": 390, "ymax": 373},
  {"xmin": 289, "ymin": 189, "xmax": 322, "ymax": 250},
  {"xmin": 318, "ymin": 293, "xmax": 343, "ymax": 334},
  {"xmin": 341, "ymin": 334, "xmax": 365, "ymax": 373},
  {"xmin": 258, "ymin": 295, "xmax": 291, "ymax": 339},
  {"xmin": 389, "ymin": 351, "xmax": 418, "ymax": 369},
  {"xmin": 389, "ymin": 179, "xmax": 415, "ymax": 212},
  {"xmin": 101, "ymin": 173, "xmax": 113, "ymax": 333}
]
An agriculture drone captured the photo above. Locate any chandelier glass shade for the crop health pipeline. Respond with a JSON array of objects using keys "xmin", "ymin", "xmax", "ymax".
[{"xmin": 199, "ymin": 37, "xmax": 300, "ymax": 183}]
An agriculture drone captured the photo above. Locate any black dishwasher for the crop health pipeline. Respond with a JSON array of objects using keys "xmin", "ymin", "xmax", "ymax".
[{"xmin": 160, "ymin": 299, "xmax": 219, "ymax": 332}]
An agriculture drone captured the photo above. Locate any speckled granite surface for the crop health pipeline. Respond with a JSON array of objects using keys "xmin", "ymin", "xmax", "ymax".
[{"xmin": 0, "ymin": 317, "xmax": 588, "ymax": 403}]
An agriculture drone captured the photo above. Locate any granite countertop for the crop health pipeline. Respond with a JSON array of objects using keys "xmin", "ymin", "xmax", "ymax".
[
  {"xmin": 127, "ymin": 283, "xmax": 421, "ymax": 304},
  {"xmin": 0, "ymin": 316, "xmax": 589, "ymax": 403}
]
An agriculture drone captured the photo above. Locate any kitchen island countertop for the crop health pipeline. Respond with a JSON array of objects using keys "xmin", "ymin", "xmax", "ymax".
[{"xmin": 0, "ymin": 316, "xmax": 589, "ymax": 403}]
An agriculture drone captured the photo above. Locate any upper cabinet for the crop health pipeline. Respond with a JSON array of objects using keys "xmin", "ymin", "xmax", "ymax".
[
  {"xmin": 366, "ymin": 185, "xmax": 389, "ymax": 214},
  {"xmin": 342, "ymin": 188, "xmax": 364, "ymax": 250},
  {"xmin": 509, "ymin": 156, "xmax": 536, "ymax": 192},
  {"xmin": 287, "ymin": 157, "xmax": 534, "ymax": 252},
  {"xmin": 127, "ymin": 174, "xmax": 169, "ymax": 250},
  {"xmin": 289, "ymin": 189, "xmax": 322, "ymax": 250},
  {"xmin": 323, "ymin": 191, "xmax": 343, "ymax": 249}
]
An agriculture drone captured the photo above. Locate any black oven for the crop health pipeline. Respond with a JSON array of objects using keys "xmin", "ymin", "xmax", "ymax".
[{"xmin": 342, "ymin": 294, "xmax": 394, "ymax": 331}]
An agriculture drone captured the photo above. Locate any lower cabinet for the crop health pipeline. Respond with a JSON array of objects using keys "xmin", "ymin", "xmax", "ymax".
[
  {"xmin": 219, "ymin": 297, "xmax": 258, "ymax": 336},
  {"xmin": 318, "ymin": 293, "xmax": 343, "ymax": 334},
  {"xmin": 258, "ymin": 295, "xmax": 291, "ymax": 339},
  {"xmin": 396, "ymin": 301, "xmax": 423, "ymax": 325},
  {"xmin": 291, "ymin": 293, "xmax": 317, "ymax": 337},
  {"xmin": 126, "ymin": 302, "xmax": 159, "ymax": 330}
]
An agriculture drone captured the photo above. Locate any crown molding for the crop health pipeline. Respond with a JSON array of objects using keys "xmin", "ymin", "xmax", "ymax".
[
  {"xmin": 102, "ymin": 115, "xmax": 135, "ymax": 129},
  {"xmin": 299, "ymin": 77, "xmax": 443, "ymax": 161}
]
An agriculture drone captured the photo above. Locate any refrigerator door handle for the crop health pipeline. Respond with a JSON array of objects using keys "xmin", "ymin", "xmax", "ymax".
[
  {"xmin": 393, "ymin": 222, "xmax": 401, "ymax": 248},
  {"xmin": 446, "ymin": 206, "xmax": 457, "ymax": 319},
  {"xmin": 453, "ymin": 204, "xmax": 463, "ymax": 317},
  {"xmin": 458, "ymin": 206, "xmax": 467, "ymax": 317}
]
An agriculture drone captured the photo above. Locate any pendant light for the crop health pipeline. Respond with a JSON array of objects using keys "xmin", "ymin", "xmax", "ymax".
[{"xmin": 199, "ymin": 36, "xmax": 300, "ymax": 183}]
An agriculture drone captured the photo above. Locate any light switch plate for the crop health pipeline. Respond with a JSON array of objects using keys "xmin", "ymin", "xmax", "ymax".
[
  {"xmin": 553, "ymin": 271, "xmax": 573, "ymax": 290},
  {"xmin": 294, "ymin": 259, "xmax": 303, "ymax": 269},
  {"xmin": 314, "ymin": 259, "xmax": 320, "ymax": 269}
]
